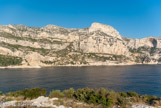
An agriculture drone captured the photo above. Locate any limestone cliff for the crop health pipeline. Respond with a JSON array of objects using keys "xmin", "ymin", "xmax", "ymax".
[{"xmin": 0, "ymin": 22, "xmax": 160, "ymax": 67}]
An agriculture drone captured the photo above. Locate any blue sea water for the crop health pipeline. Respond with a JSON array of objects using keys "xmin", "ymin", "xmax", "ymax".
[{"xmin": 0, "ymin": 65, "xmax": 161, "ymax": 96}]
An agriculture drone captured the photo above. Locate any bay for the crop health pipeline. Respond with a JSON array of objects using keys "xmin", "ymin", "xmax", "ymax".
[{"xmin": 0, "ymin": 65, "xmax": 161, "ymax": 96}]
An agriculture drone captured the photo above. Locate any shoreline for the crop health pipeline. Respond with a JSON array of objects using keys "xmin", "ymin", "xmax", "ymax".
[
  {"xmin": 0, "ymin": 88, "xmax": 160, "ymax": 108},
  {"xmin": 0, "ymin": 63, "xmax": 161, "ymax": 69}
]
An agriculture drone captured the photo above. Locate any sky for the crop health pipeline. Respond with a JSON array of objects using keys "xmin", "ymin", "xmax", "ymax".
[{"xmin": 0, "ymin": 0, "xmax": 161, "ymax": 39}]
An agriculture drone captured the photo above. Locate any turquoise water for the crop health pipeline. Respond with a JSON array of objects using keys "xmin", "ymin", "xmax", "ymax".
[{"xmin": 0, "ymin": 65, "xmax": 161, "ymax": 96}]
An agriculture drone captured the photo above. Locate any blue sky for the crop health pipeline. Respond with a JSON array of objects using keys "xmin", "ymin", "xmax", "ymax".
[{"xmin": 0, "ymin": 0, "xmax": 161, "ymax": 38}]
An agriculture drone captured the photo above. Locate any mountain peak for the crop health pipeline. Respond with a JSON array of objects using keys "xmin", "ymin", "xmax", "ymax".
[
  {"xmin": 89, "ymin": 22, "xmax": 121, "ymax": 39},
  {"xmin": 43, "ymin": 24, "xmax": 63, "ymax": 30}
]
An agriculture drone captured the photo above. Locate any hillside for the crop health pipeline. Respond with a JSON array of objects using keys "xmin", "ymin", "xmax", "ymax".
[{"xmin": 0, "ymin": 22, "xmax": 161, "ymax": 67}]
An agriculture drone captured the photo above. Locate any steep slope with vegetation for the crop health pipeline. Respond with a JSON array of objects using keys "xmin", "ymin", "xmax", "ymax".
[{"xmin": 0, "ymin": 23, "xmax": 160, "ymax": 67}]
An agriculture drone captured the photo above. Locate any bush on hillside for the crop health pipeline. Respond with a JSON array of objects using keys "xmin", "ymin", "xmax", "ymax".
[
  {"xmin": 4, "ymin": 87, "xmax": 161, "ymax": 107},
  {"xmin": 0, "ymin": 91, "xmax": 3, "ymax": 95},
  {"xmin": 49, "ymin": 90, "xmax": 64, "ymax": 98},
  {"xmin": 0, "ymin": 54, "xmax": 22, "ymax": 66},
  {"xmin": 6, "ymin": 88, "xmax": 46, "ymax": 99}
]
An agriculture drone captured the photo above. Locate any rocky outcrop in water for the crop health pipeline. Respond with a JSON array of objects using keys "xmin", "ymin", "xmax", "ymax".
[{"xmin": 0, "ymin": 22, "xmax": 160, "ymax": 67}]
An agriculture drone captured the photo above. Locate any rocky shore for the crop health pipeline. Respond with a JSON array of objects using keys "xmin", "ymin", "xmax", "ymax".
[
  {"xmin": 1, "ymin": 88, "xmax": 161, "ymax": 108},
  {"xmin": 0, "ymin": 96, "xmax": 157, "ymax": 108},
  {"xmin": 0, "ymin": 96, "xmax": 66, "ymax": 108},
  {"xmin": 0, "ymin": 62, "xmax": 160, "ymax": 69}
]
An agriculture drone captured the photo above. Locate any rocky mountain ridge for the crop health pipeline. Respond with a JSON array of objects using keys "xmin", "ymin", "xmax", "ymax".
[{"xmin": 0, "ymin": 22, "xmax": 160, "ymax": 67}]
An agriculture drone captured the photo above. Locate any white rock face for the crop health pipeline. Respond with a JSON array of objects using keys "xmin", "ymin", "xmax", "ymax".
[
  {"xmin": 31, "ymin": 96, "xmax": 64, "ymax": 108},
  {"xmin": 80, "ymin": 23, "xmax": 128, "ymax": 55},
  {"xmin": 79, "ymin": 35, "xmax": 128, "ymax": 55},
  {"xmin": 0, "ymin": 96, "xmax": 66, "ymax": 108},
  {"xmin": 132, "ymin": 104, "xmax": 155, "ymax": 108},
  {"xmin": 0, "ymin": 22, "xmax": 160, "ymax": 67},
  {"xmin": 125, "ymin": 37, "xmax": 157, "ymax": 49},
  {"xmin": 24, "ymin": 52, "xmax": 44, "ymax": 66},
  {"xmin": 89, "ymin": 22, "xmax": 122, "ymax": 39}
]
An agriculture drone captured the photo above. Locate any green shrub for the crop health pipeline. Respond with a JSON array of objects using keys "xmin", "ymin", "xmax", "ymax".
[
  {"xmin": 0, "ymin": 91, "xmax": 3, "ymax": 95},
  {"xmin": 107, "ymin": 90, "xmax": 120, "ymax": 104},
  {"xmin": 63, "ymin": 88, "xmax": 75, "ymax": 98},
  {"xmin": 106, "ymin": 98, "xmax": 114, "ymax": 107},
  {"xmin": 141, "ymin": 95, "xmax": 150, "ymax": 102},
  {"xmin": 117, "ymin": 97, "xmax": 129, "ymax": 107},
  {"xmin": 88, "ymin": 94, "xmax": 97, "ymax": 104},
  {"xmin": 141, "ymin": 95, "xmax": 160, "ymax": 105},
  {"xmin": 6, "ymin": 88, "xmax": 46, "ymax": 99},
  {"xmin": 99, "ymin": 88, "xmax": 108, "ymax": 96},
  {"xmin": 98, "ymin": 96, "xmax": 107, "ymax": 105},
  {"xmin": 5, "ymin": 87, "xmax": 160, "ymax": 107},
  {"xmin": 127, "ymin": 92, "xmax": 139, "ymax": 97},
  {"xmin": 49, "ymin": 90, "xmax": 64, "ymax": 98},
  {"xmin": 119, "ymin": 92, "xmax": 128, "ymax": 97},
  {"xmin": 73, "ymin": 88, "xmax": 116, "ymax": 106},
  {"xmin": 74, "ymin": 88, "xmax": 97, "ymax": 102}
]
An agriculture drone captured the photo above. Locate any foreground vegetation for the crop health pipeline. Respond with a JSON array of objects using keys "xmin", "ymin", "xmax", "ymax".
[{"xmin": 1, "ymin": 88, "xmax": 161, "ymax": 107}]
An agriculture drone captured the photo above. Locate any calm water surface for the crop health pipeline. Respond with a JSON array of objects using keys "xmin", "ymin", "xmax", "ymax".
[{"xmin": 0, "ymin": 65, "xmax": 161, "ymax": 96}]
